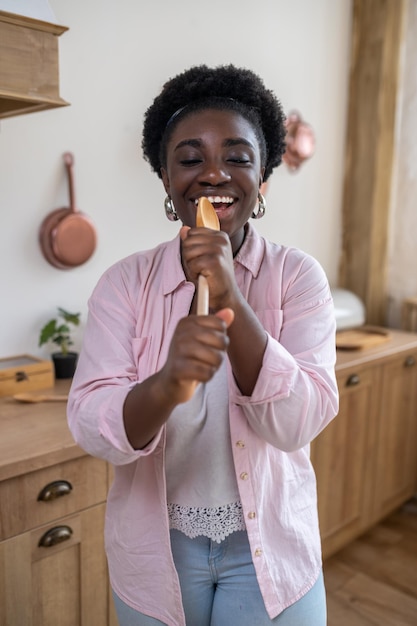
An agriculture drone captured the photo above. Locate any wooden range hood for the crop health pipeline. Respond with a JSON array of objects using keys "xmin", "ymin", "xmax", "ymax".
[{"xmin": 0, "ymin": 10, "xmax": 69, "ymax": 119}]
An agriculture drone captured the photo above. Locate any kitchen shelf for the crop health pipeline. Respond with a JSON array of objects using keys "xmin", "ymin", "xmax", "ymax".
[{"xmin": 0, "ymin": 10, "xmax": 69, "ymax": 119}]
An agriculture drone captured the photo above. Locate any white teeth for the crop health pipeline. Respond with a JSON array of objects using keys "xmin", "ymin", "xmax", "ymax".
[
  {"xmin": 194, "ymin": 196, "xmax": 234, "ymax": 205},
  {"xmin": 209, "ymin": 196, "xmax": 233, "ymax": 204}
]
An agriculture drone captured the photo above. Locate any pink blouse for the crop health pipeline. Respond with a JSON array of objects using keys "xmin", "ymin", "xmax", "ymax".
[{"xmin": 67, "ymin": 223, "xmax": 338, "ymax": 625}]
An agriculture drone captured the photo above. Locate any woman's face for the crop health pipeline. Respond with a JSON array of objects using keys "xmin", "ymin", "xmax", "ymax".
[{"xmin": 160, "ymin": 108, "xmax": 265, "ymax": 254}]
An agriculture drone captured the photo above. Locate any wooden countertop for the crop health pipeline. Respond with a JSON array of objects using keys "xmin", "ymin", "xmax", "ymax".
[
  {"xmin": 1, "ymin": 328, "xmax": 417, "ymax": 483},
  {"xmin": 0, "ymin": 379, "xmax": 83, "ymax": 482},
  {"xmin": 335, "ymin": 327, "xmax": 417, "ymax": 371}
]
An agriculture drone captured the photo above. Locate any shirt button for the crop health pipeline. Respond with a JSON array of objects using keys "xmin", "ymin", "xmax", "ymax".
[
  {"xmin": 240, "ymin": 472, "xmax": 249, "ymax": 480},
  {"xmin": 248, "ymin": 511, "xmax": 256, "ymax": 519},
  {"xmin": 254, "ymin": 548, "xmax": 263, "ymax": 557},
  {"xmin": 236, "ymin": 440, "xmax": 245, "ymax": 448}
]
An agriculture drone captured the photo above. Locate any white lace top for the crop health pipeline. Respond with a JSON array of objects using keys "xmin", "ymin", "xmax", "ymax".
[{"xmin": 165, "ymin": 359, "xmax": 246, "ymax": 543}]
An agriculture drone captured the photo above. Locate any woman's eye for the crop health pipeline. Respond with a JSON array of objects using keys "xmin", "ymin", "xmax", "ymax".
[
  {"xmin": 228, "ymin": 158, "xmax": 250, "ymax": 164},
  {"xmin": 180, "ymin": 158, "xmax": 202, "ymax": 166},
  {"xmin": 227, "ymin": 154, "xmax": 251, "ymax": 164}
]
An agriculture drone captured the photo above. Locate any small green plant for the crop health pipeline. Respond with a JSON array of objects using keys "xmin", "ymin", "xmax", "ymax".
[{"xmin": 39, "ymin": 307, "xmax": 81, "ymax": 356}]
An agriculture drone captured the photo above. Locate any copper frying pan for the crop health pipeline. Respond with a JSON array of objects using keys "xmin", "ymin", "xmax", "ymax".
[{"xmin": 39, "ymin": 152, "xmax": 97, "ymax": 269}]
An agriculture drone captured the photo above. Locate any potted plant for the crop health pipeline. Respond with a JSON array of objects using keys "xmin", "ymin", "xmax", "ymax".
[{"xmin": 39, "ymin": 307, "xmax": 81, "ymax": 379}]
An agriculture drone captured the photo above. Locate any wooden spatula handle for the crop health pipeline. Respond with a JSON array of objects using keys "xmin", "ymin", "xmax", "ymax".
[
  {"xmin": 197, "ymin": 275, "xmax": 209, "ymax": 315},
  {"xmin": 196, "ymin": 198, "xmax": 219, "ymax": 316}
]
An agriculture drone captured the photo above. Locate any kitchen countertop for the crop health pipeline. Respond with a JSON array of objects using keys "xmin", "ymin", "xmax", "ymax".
[
  {"xmin": 0, "ymin": 379, "xmax": 81, "ymax": 482},
  {"xmin": 335, "ymin": 327, "xmax": 417, "ymax": 371}
]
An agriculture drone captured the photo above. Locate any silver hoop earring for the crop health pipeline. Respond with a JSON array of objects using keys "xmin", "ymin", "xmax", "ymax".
[
  {"xmin": 164, "ymin": 196, "xmax": 179, "ymax": 222},
  {"xmin": 252, "ymin": 192, "xmax": 266, "ymax": 220}
]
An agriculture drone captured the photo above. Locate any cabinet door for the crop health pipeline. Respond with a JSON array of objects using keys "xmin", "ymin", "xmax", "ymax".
[
  {"xmin": 372, "ymin": 350, "xmax": 417, "ymax": 521},
  {"xmin": 310, "ymin": 366, "xmax": 378, "ymax": 558},
  {"xmin": 0, "ymin": 504, "xmax": 109, "ymax": 626}
]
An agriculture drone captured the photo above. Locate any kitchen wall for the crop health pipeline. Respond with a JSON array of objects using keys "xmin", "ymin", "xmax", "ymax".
[{"xmin": 0, "ymin": 0, "xmax": 352, "ymax": 359}]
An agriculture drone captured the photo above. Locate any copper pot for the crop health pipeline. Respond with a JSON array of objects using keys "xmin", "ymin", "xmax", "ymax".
[{"xmin": 39, "ymin": 152, "xmax": 97, "ymax": 269}]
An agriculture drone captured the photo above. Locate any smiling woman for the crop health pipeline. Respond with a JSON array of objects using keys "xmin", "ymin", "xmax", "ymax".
[{"xmin": 67, "ymin": 64, "xmax": 339, "ymax": 626}]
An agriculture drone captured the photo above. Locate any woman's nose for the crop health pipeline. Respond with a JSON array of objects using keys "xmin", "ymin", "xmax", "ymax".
[{"xmin": 199, "ymin": 160, "xmax": 231, "ymax": 184}]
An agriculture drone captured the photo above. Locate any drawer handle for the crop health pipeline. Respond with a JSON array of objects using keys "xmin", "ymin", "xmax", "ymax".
[
  {"xmin": 37, "ymin": 480, "xmax": 73, "ymax": 502},
  {"xmin": 346, "ymin": 374, "xmax": 360, "ymax": 387},
  {"xmin": 404, "ymin": 356, "xmax": 416, "ymax": 367},
  {"xmin": 15, "ymin": 371, "xmax": 28, "ymax": 382},
  {"xmin": 39, "ymin": 525, "xmax": 73, "ymax": 548}
]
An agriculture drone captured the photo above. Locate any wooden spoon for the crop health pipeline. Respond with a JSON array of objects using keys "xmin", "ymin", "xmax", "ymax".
[
  {"xmin": 196, "ymin": 197, "xmax": 220, "ymax": 230},
  {"xmin": 13, "ymin": 393, "xmax": 68, "ymax": 403},
  {"xmin": 196, "ymin": 198, "xmax": 220, "ymax": 315}
]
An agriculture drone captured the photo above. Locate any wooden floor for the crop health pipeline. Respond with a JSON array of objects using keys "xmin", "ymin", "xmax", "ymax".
[{"xmin": 323, "ymin": 496, "xmax": 417, "ymax": 625}]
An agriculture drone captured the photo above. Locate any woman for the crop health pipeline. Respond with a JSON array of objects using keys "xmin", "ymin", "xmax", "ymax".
[{"xmin": 68, "ymin": 64, "xmax": 339, "ymax": 626}]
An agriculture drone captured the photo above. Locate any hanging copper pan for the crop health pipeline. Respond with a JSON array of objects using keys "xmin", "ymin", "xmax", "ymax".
[{"xmin": 39, "ymin": 152, "xmax": 97, "ymax": 269}]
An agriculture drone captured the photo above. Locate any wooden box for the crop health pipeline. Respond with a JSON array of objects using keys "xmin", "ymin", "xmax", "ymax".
[{"xmin": 0, "ymin": 355, "xmax": 54, "ymax": 398}]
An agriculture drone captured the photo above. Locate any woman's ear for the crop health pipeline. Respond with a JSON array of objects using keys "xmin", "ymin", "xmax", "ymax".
[
  {"xmin": 160, "ymin": 168, "xmax": 170, "ymax": 195},
  {"xmin": 260, "ymin": 180, "xmax": 268, "ymax": 196}
]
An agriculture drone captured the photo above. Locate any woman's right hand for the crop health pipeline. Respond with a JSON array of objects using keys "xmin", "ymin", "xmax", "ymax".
[{"xmin": 158, "ymin": 307, "xmax": 234, "ymax": 404}]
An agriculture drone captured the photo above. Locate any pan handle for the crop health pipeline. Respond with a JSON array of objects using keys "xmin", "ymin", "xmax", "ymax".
[{"xmin": 63, "ymin": 152, "xmax": 77, "ymax": 213}]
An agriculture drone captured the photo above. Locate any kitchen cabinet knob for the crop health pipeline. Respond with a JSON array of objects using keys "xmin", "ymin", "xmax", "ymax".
[
  {"xmin": 404, "ymin": 355, "xmax": 416, "ymax": 367},
  {"xmin": 346, "ymin": 374, "xmax": 360, "ymax": 387},
  {"xmin": 15, "ymin": 371, "xmax": 29, "ymax": 382},
  {"xmin": 37, "ymin": 480, "xmax": 73, "ymax": 502},
  {"xmin": 38, "ymin": 525, "xmax": 73, "ymax": 548}
]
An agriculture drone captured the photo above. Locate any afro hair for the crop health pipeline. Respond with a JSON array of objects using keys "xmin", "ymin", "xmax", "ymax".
[{"xmin": 142, "ymin": 64, "xmax": 286, "ymax": 181}]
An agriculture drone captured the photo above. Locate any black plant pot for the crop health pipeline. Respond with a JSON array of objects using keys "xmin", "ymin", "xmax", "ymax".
[{"xmin": 52, "ymin": 352, "xmax": 78, "ymax": 379}]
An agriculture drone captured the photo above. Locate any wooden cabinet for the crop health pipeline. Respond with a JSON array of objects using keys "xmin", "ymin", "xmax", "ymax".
[
  {"xmin": 372, "ymin": 349, "xmax": 417, "ymax": 522},
  {"xmin": 310, "ymin": 366, "xmax": 378, "ymax": 558},
  {"xmin": 311, "ymin": 329, "xmax": 417, "ymax": 559},
  {"xmin": 1, "ymin": 505, "xmax": 106, "ymax": 626},
  {"xmin": 0, "ymin": 455, "xmax": 113, "ymax": 625},
  {"xmin": 0, "ymin": 383, "xmax": 117, "ymax": 625}
]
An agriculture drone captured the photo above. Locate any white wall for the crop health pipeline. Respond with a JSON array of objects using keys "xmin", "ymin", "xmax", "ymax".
[{"xmin": 0, "ymin": 0, "xmax": 352, "ymax": 359}]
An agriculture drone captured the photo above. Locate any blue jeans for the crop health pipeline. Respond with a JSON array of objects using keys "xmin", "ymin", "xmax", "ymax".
[{"xmin": 113, "ymin": 529, "xmax": 327, "ymax": 625}]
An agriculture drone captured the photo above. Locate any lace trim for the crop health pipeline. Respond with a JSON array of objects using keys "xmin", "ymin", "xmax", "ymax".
[{"xmin": 168, "ymin": 501, "xmax": 246, "ymax": 544}]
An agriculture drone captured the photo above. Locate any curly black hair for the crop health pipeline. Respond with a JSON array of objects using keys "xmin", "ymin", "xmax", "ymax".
[{"xmin": 142, "ymin": 64, "xmax": 286, "ymax": 181}]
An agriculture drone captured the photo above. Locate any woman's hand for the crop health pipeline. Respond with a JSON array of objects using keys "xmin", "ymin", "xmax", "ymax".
[
  {"xmin": 158, "ymin": 307, "xmax": 235, "ymax": 404},
  {"xmin": 123, "ymin": 307, "xmax": 234, "ymax": 449},
  {"xmin": 180, "ymin": 226, "xmax": 239, "ymax": 312}
]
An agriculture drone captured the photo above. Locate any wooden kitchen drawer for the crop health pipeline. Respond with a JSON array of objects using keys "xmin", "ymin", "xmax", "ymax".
[{"xmin": 0, "ymin": 455, "xmax": 108, "ymax": 540}]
